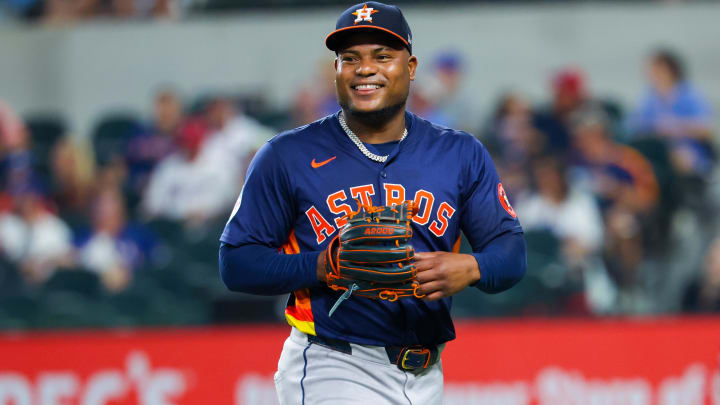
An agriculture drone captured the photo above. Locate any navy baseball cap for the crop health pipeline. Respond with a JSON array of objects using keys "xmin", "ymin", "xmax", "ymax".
[{"xmin": 325, "ymin": 2, "xmax": 412, "ymax": 54}]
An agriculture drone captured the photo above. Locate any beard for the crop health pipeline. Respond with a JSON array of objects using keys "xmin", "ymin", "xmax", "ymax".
[{"xmin": 339, "ymin": 99, "xmax": 406, "ymax": 128}]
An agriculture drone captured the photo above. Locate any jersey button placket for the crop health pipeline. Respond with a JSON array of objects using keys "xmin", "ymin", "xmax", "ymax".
[{"xmin": 378, "ymin": 169, "xmax": 387, "ymax": 204}]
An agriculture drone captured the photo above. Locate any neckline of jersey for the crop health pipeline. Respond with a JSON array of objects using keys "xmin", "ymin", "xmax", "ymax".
[
  {"xmin": 332, "ymin": 110, "xmax": 418, "ymax": 164},
  {"xmin": 365, "ymin": 139, "xmax": 400, "ymax": 147}
]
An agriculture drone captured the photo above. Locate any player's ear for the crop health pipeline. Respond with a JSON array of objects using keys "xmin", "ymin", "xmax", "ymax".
[
  {"xmin": 334, "ymin": 57, "xmax": 339, "ymax": 72},
  {"xmin": 408, "ymin": 55, "xmax": 418, "ymax": 81}
]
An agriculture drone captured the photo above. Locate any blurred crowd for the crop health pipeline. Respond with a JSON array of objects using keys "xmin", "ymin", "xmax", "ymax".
[
  {"xmin": 0, "ymin": 47, "xmax": 718, "ymax": 330},
  {"xmin": 477, "ymin": 49, "xmax": 719, "ymax": 315},
  {"xmin": 0, "ymin": 89, "xmax": 272, "ymax": 328},
  {"xmin": 0, "ymin": 0, "xmax": 705, "ymax": 26},
  {"xmin": 0, "ymin": 0, "xmax": 186, "ymax": 24}
]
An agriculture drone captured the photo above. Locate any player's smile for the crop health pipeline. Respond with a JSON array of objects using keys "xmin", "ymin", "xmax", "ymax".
[
  {"xmin": 350, "ymin": 83, "xmax": 385, "ymax": 101},
  {"xmin": 350, "ymin": 82, "xmax": 385, "ymax": 97}
]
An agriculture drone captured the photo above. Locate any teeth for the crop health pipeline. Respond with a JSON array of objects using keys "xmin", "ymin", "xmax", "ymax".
[{"xmin": 354, "ymin": 84, "xmax": 380, "ymax": 90}]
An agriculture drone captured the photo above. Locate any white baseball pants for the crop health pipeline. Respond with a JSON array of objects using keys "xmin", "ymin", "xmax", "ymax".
[{"xmin": 274, "ymin": 327, "xmax": 444, "ymax": 405}]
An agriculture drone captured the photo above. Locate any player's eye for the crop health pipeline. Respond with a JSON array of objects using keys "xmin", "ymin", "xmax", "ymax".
[
  {"xmin": 341, "ymin": 55, "xmax": 357, "ymax": 62},
  {"xmin": 377, "ymin": 54, "xmax": 391, "ymax": 61}
]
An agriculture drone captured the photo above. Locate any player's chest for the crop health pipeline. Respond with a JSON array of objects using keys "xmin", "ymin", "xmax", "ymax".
[{"xmin": 292, "ymin": 157, "xmax": 462, "ymax": 246}]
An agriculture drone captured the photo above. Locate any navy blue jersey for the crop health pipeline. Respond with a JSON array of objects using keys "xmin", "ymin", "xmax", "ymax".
[{"xmin": 221, "ymin": 111, "xmax": 522, "ymax": 346}]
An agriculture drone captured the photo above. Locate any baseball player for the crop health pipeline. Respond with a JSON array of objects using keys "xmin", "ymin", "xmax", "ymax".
[{"xmin": 219, "ymin": 2, "xmax": 527, "ymax": 403}]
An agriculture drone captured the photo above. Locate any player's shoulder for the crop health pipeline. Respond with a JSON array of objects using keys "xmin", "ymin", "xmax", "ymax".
[
  {"xmin": 410, "ymin": 112, "xmax": 487, "ymax": 153},
  {"xmin": 266, "ymin": 113, "xmax": 338, "ymax": 151},
  {"xmin": 248, "ymin": 113, "xmax": 339, "ymax": 174}
]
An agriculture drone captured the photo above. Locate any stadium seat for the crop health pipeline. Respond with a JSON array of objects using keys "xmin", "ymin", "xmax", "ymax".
[
  {"xmin": 0, "ymin": 294, "xmax": 38, "ymax": 325},
  {"xmin": 451, "ymin": 288, "xmax": 505, "ymax": 318},
  {"xmin": 627, "ymin": 137, "xmax": 675, "ymax": 196},
  {"xmin": 42, "ymin": 269, "xmax": 102, "ymax": 300},
  {"xmin": 0, "ymin": 257, "xmax": 23, "ymax": 296},
  {"xmin": 91, "ymin": 113, "xmax": 142, "ymax": 167},
  {"xmin": 137, "ymin": 290, "xmax": 210, "ymax": 326},
  {"xmin": 25, "ymin": 114, "xmax": 66, "ymax": 143},
  {"xmin": 146, "ymin": 219, "xmax": 185, "ymax": 247},
  {"xmin": 34, "ymin": 291, "xmax": 95, "ymax": 329},
  {"xmin": 524, "ymin": 229, "xmax": 559, "ymax": 255},
  {"xmin": 0, "ymin": 311, "xmax": 29, "ymax": 330},
  {"xmin": 212, "ymin": 293, "xmax": 279, "ymax": 324},
  {"xmin": 105, "ymin": 288, "xmax": 152, "ymax": 326},
  {"xmin": 177, "ymin": 260, "xmax": 227, "ymax": 300},
  {"xmin": 627, "ymin": 137, "xmax": 679, "ymax": 251},
  {"xmin": 523, "ymin": 229, "xmax": 560, "ymax": 271},
  {"xmin": 24, "ymin": 113, "xmax": 67, "ymax": 181},
  {"xmin": 148, "ymin": 266, "xmax": 195, "ymax": 296},
  {"xmin": 183, "ymin": 232, "xmax": 220, "ymax": 262}
]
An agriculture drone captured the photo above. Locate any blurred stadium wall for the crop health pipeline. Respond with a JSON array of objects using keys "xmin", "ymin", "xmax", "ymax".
[
  {"xmin": 2, "ymin": 318, "xmax": 719, "ymax": 404},
  {"xmin": 1, "ymin": 2, "xmax": 719, "ymax": 139}
]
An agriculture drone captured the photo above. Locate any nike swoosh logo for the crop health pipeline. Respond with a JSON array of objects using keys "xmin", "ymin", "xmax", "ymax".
[{"xmin": 311, "ymin": 156, "xmax": 336, "ymax": 168}]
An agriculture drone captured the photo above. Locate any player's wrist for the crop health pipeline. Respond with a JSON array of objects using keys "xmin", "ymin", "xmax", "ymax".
[
  {"xmin": 462, "ymin": 253, "xmax": 482, "ymax": 285},
  {"xmin": 317, "ymin": 251, "xmax": 327, "ymax": 282}
]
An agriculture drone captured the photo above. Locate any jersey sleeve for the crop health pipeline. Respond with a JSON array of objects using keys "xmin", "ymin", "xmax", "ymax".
[
  {"xmin": 220, "ymin": 141, "xmax": 296, "ymax": 247},
  {"xmin": 459, "ymin": 139, "xmax": 526, "ymax": 293},
  {"xmin": 459, "ymin": 139, "xmax": 523, "ymax": 248}
]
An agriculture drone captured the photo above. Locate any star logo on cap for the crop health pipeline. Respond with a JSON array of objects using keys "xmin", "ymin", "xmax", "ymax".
[{"xmin": 352, "ymin": 4, "xmax": 378, "ymax": 24}]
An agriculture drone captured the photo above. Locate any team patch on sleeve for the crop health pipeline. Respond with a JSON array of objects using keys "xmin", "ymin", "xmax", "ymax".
[{"xmin": 497, "ymin": 183, "xmax": 517, "ymax": 219}]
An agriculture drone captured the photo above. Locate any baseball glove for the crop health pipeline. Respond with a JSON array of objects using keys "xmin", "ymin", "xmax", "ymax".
[{"xmin": 324, "ymin": 200, "xmax": 423, "ymax": 316}]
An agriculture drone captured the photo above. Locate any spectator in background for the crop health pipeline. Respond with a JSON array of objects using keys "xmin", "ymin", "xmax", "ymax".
[
  {"xmin": 0, "ymin": 184, "xmax": 74, "ymax": 284},
  {"xmin": 292, "ymin": 61, "xmax": 340, "ymax": 126},
  {"xmin": 515, "ymin": 156, "xmax": 615, "ymax": 313},
  {"xmin": 125, "ymin": 89, "xmax": 184, "ymax": 197},
  {"xmin": 202, "ymin": 95, "xmax": 272, "ymax": 165},
  {"xmin": 409, "ymin": 51, "xmax": 472, "ymax": 131},
  {"xmin": 682, "ymin": 238, "xmax": 720, "ymax": 313},
  {"xmin": 482, "ymin": 92, "xmax": 547, "ymax": 199},
  {"xmin": 40, "ymin": 0, "xmax": 80, "ymax": 25},
  {"xmin": 629, "ymin": 49, "xmax": 715, "ymax": 179},
  {"xmin": 533, "ymin": 68, "xmax": 588, "ymax": 155},
  {"xmin": 109, "ymin": 0, "xmax": 177, "ymax": 19},
  {"xmin": 517, "ymin": 156, "xmax": 604, "ymax": 271},
  {"xmin": 49, "ymin": 136, "xmax": 95, "ymax": 230},
  {"xmin": 142, "ymin": 117, "xmax": 233, "ymax": 224},
  {"xmin": 0, "ymin": 100, "xmax": 34, "ymax": 198},
  {"xmin": 41, "ymin": 0, "xmax": 178, "ymax": 25},
  {"xmin": 0, "ymin": 0, "xmax": 41, "ymax": 21},
  {"xmin": 533, "ymin": 68, "xmax": 621, "ymax": 156},
  {"xmin": 77, "ymin": 186, "xmax": 154, "ymax": 292},
  {"xmin": 570, "ymin": 109, "xmax": 659, "ymax": 288},
  {"xmin": 199, "ymin": 95, "xmax": 272, "ymax": 198}
]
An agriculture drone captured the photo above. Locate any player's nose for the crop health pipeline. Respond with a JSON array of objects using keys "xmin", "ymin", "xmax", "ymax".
[{"xmin": 355, "ymin": 59, "xmax": 379, "ymax": 77}]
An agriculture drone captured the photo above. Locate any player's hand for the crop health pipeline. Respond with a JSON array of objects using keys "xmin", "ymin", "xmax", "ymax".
[{"xmin": 414, "ymin": 252, "xmax": 481, "ymax": 301}]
